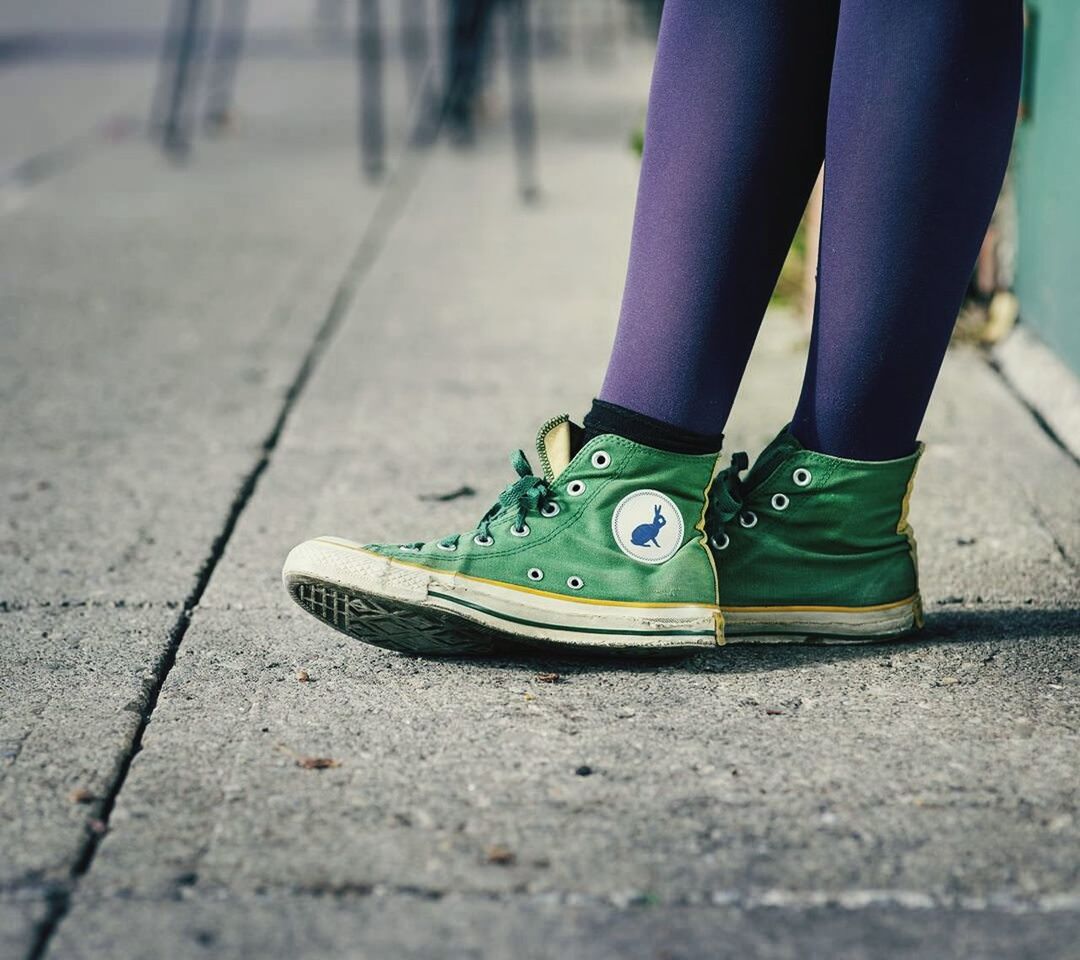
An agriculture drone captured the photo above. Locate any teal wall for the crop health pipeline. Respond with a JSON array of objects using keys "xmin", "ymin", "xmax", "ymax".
[{"xmin": 1012, "ymin": 1, "xmax": 1080, "ymax": 376}]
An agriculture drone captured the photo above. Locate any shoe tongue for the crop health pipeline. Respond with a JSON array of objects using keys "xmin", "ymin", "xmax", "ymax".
[
  {"xmin": 535, "ymin": 414, "xmax": 582, "ymax": 481},
  {"xmin": 744, "ymin": 425, "xmax": 803, "ymax": 487}
]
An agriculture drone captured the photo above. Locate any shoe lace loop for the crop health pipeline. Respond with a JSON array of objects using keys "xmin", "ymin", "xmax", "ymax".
[
  {"xmin": 434, "ymin": 450, "xmax": 552, "ymax": 550},
  {"xmin": 710, "ymin": 451, "xmax": 749, "ymax": 528}
]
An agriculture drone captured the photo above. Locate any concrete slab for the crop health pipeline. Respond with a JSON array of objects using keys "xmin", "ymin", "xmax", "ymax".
[
  {"xmin": 62, "ymin": 602, "xmax": 1080, "ymax": 903},
  {"xmin": 49, "ymin": 895, "xmax": 1080, "ymax": 960},
  {"xmin": 0, "ymin": 60, "xmax": 422, "ymax": 605},
  {"xmin": 0, "ymin": 605, "xmax": 170, "ymax": 958},
  {"xmin": 0, "ymin": 46, "xmax": 424, "ymax": 953},
  {"xmin": 0, "ymin": 898, "xmax": 49, "ymax": 960},
  {"xmin": 0, "ymin": 606, "xmax": 175, "ymax": 891}
]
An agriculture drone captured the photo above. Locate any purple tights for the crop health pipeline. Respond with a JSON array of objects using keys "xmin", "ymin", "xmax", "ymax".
[{"xmin": 599, "ymin": 0, "xmax": 1022, "ymax": 459}]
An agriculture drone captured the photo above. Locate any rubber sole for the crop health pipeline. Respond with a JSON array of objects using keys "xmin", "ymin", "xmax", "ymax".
[
  {"xmin": 721, "ymin": 594, "xmax": 923, "ymax": 642},
  {"xmin": 282, "ymin": 537, "xmax": 721, "ymax": 658},
  {"xmin": 286, "ymin": 575, "xmax": 506, "ymax": 655}
]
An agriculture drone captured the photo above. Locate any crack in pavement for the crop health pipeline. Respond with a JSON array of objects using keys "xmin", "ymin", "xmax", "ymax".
[
  {"xmin": 37, "ymin": 884, "xmax": 1080, "ymax": 916},
  {"xmin": 23, "ymin": 111, "xmax": 435, "ymax": 960},
  {"xmin": 986, "ymin": 354, "xmax": 1080, "ymax": 470},
  {"xmin": 0, "ymin": 109, "xmax": 146, "ymax": 218}
]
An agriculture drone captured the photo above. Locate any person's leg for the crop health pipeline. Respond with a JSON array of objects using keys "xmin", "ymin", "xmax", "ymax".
[
  {"xmin": 443, "ymin": 0, "xmax": 497, "ymax": 143},
  {"xmin": 597, "ymin": 0, "xmax": 840, "ymax": 436},
  {"xmin": 711, "ymin": 0, "xmax": 1023, "ymax": 640},
  {"xmin": 791, "ymin": 0, "xmax": 1023, "ymax": 460}
]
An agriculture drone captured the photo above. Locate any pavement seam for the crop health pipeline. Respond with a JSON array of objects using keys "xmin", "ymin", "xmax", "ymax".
[
  {"xmin": 1028, "ymin": 501, "xmax": 1077, "ymax": 570},
  {"xmin": 24, "ymin": 123, "xmax": 434, "ymax": 960},
  {"xmin": 985, "ymin": 353, "xmax": 1080, "ymax": 470},
  {"xmin": 38, "ymin": 885, "xmax": 1080, "ymax": 916},
  {"xmin": 0, "ymin": 103, "xmax": 148, "ymax": 217},
  {"xmin": 1, "ymin": 127, "xmax": 105, "ymax": 188}
]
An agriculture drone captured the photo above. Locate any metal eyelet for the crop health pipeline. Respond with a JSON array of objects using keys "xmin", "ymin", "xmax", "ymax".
[
  {"xmin": 738, "ymin": 511, "xmax": 758, "ymax": 529},
  {"xmin": 510, "ymin": 523, "xmax": 531, "ymax": 538},
  {"xmin": 793, "ymin": 468, "xmax": 812, "ymax": 487},
  {"xmin": 710, "ymin": 532, "xmax": 730, "ymax": 550},
  {"xmin": 590, "ymin": 450, "xmax": 611, "ymax": 470},
  {"xmin": 566, "ymin": 575, "xmax": 584, "ymax": 590},
  {"xmin": 437, "ymin": 541, "xmax": 458, "ymax": 552},
  {"xmin": 540, "ymin": 501, "xmax": 560, "ymax": 518},
  {"xmin": 527, "ymin": 568, "xmax": 544, "ymax": 582},
  {"xmin": 567, "ymin": 480, "xmax": 587, "ymax": 497},
  {"xmin": 771, "ymin": 493, "xmax": 790, "ymax": 511},
  {"xmin": 473, "ymin": 534, "xmax": 494, "ymax": 546}
]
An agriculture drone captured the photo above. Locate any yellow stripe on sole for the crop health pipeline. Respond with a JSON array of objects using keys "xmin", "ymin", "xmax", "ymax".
[{"xmin": 720, "ymin": 595, "xmax": 918, "ymax": 615}]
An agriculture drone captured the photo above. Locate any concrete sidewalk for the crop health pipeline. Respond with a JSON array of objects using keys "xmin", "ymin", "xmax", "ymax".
[{"xmin": 2, "ymin": 13, "xmax": 1078, "ymax": 959}]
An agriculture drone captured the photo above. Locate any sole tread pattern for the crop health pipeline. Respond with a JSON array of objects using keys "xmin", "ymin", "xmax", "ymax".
[
  {"xmin": 286, "ymin": 577, "xmax": 699, "ymax": 659},
  {"xmin": 288, "ymin": 577, "xmax": 502, "ymax": 655}
]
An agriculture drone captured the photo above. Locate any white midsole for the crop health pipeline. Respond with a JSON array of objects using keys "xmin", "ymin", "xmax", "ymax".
[
  {"xmin": 282, "ymin": 537, "xmax": 720, "ymax": 650},
  {"xmin": 722, "ymin": 596, "xmax": 921, "ymax": 639}
]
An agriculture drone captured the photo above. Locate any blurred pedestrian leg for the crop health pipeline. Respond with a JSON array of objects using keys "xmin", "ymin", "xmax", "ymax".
[
  {"xmin": 444, "ymin": 0, "xmax": 498, "ymax": 144},
  {"xmin": 152, "ymin": 0, "xmax": 209, "ymax": 157},
  {"xmin": 401, "ymin": 0, "xmax": 438, "ymax": 144},
  {"xmin": 356, "ymin": 0, "xmax": 386, "ymax": 179},
  {"xmin": 791, "ymin": 0, "xmax": 1023, "ymax": 459},
  {"xmin": 203, "ymin": 0, "xmax": 249, "ymax": 133},
  {"xmin": 505, "ymin": 0, "xmax": 539, "ymax": 201}
]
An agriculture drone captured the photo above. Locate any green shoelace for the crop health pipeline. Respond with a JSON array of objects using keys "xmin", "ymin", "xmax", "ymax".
[
  {"xmin": 709, "ymin": 451, "xmax": 750, "ymax": 529},
  {"xmin": 405, "ymin": 450, "xmax": 554, "ymax": 552}
]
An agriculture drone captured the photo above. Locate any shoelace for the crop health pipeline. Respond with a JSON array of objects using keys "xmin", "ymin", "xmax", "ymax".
[
  {"xmin": 411, "ymin": 450, "xmax": 553, "ymax": 551},
  {"xmin": 709, "ymin": 451, "xmax": 750, "ymax": 528}
]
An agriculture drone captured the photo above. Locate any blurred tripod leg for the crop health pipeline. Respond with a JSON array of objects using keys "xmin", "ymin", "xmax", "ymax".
[
  {"xmin": 583, "ymin": 0, "xmax": 617, "ymax": 69},
  {"xmin": 357, "ymin": 0, "xmax": 386, "ymax": 180},
  {"xmin": 203, "ymin": 0, "xmax": 249, "ymax": 133},
  {"xmin": 444, "ymin": 0, "xmax": 493, "ymax": 145},
  {"xmin": 505, "ymin": 0, "xmax": 539, "ymax": 201},
  {"xmin": 401, "ymin": 0, "xmax": 438, "ymax": 145},
  {"xmin": 533, "ymin": 0, "xmax": 564, "ymax": 57},
  {"xmin": 153, "ymin": 0, "xmax": 207, "ymax": 158}
]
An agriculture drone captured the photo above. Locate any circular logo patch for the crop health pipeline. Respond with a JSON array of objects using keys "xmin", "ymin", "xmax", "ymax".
[{"xmin": 611, "ymin": 489, "xmax": 684, "ymax": 565}]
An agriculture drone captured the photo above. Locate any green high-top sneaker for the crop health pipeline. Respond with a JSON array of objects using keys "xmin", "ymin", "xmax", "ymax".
[
  {"xmin": 283, "ymin": 416, "xmax": 724, "ymax": 656},
  {"xmin": 708, "ymin": 427, "xmax": 924, "ymax": 640}
]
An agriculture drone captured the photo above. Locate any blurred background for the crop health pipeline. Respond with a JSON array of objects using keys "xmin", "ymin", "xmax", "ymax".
[{"xmin": 3, "ymin": 1, "xmax": 1078, "ymax": 366}]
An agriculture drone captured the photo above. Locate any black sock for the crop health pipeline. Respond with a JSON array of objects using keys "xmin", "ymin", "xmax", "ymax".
[{"xmin": 582, "ymin": 399, "xmax": 723, "ymax": 455}]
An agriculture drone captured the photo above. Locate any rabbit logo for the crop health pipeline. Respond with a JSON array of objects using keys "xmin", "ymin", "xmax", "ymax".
[
  {"xmin": 611, "ymin": 489, "xmax": 684, "ymax": 564},
  {"xmin": 631, "ymin": 504, "xmax": 667, "ymax": 547}
]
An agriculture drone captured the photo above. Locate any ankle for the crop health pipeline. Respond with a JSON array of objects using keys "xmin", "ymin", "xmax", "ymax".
[
  {"xmin": 789, "ymin": 418, "xmax": 918, "ymax": 462},
  {"xmin": 584, "ymin": 399, "xmax": 724, "ymax": 455}
]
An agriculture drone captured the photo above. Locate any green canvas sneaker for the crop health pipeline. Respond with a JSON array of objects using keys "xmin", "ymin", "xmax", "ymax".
[
  {"xmin": 283, "ymin": 416, "xmax": 724, "ymax": 656},
  {"xmin": 708, "ymin": 427, "xmax": 924, "ymax": 640}
]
